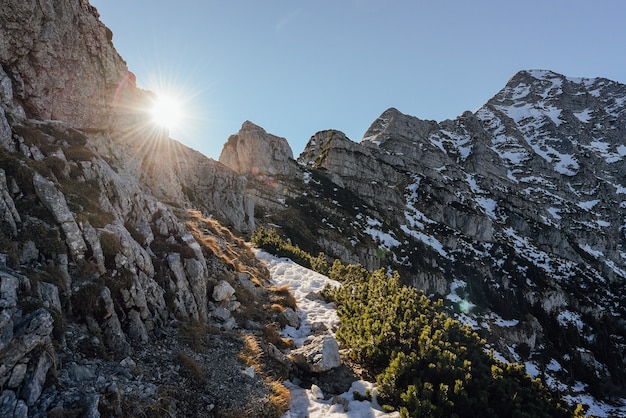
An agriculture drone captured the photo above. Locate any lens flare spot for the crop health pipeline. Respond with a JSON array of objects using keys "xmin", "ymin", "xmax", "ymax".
[
  {"xmin": 459, "ymin": 299, "xmax": 474, "ymax": 314},
  {"xmin": 150, "ymin": 93, "xmax": 183, "ymax": 130}
]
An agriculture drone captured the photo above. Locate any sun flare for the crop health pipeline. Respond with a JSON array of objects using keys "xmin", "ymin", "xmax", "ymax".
[{"xmin": 150, "ymin": 93, "xmax": 183, "ymax": 130}]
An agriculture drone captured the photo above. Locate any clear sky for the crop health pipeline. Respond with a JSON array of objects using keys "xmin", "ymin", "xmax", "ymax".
[{"xmin": 90, "ymin": 0, "xmax": 626, "ymax": 161}]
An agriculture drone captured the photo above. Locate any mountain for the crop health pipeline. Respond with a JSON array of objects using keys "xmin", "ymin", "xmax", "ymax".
[
  {"xmin": 221, "ymin": 70, "xmax": 626, "ymax": 411},
  {"xmin": 1, "ymin": 0, "xmax": 625, "ymax": 416}
]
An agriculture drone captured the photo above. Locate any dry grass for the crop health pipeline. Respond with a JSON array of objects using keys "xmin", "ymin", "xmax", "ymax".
[
  {"xmin": 238, "ymin": 334, "xmax": 264, "ymax": 373},
  {"xmin": 185, "ymin": 209, "xmax": 270, "ymax": 283},
  {"xmin": 269, "ymin": 284, "xmax": 297, "ymax": 311},
  {"xmin": 237, "ymin": 335, "xmax": 291, "ymax": 417},
  {"xmin": 263, "ymin": 323, "xmax": 295, "ymax": 350},
  {"xmin": 179, "ymin": 320, "xmax": 219, "ymax": 352},
  {"xmin": 270, "ymin": 381, "xmax": 292, "ymax": 414},
  {"xmin": 175, "ymin": 351, "xmax": 205, "ymax": 381}
]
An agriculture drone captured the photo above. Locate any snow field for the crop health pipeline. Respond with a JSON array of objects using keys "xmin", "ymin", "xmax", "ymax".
[{"xmin": 253, "ymin": 249, "xmax": 399, "ymax": 417}]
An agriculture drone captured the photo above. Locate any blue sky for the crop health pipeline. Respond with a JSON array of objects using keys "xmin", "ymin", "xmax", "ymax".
[{"xmin": 91, "ymin": 0, "xmax": 626, "ymax": 160}]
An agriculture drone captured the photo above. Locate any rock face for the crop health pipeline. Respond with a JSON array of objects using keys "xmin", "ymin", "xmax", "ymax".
[
  {"xmin": 0, "ymin": 0, "xmax": 127, "ymax": 129},
  {"xmin": 0, "ymin": 1, "xmax": 280, "ymax": 416},
  {"xmin": 241, "ymin": 70, "xmax": 626, "ymax": 409},
  {"xmin": 220, "ymin": 121, "xmax": 296, "ymax": 176}
]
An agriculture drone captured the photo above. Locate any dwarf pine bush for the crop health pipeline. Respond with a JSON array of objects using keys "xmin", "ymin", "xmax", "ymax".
[{"xmin": 324, "ymin": 268, "xmax": 580, "ymax": 418}]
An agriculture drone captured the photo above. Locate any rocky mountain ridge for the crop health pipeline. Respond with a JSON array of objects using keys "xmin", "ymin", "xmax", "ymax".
[
  {"xmin": 221, "ymin": 70, "xmax": 626, "ymax": 412},
  {"xmin": 1, "ymin": 0, "xmax": 625, "ymax": 415}
]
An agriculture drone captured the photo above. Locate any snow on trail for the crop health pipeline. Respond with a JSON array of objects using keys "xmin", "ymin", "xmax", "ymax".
[
  {"xmin": 254, "ymin": 250, "xmax": 400, "ymax": 418},
  {"xmin": 255, "ymin": 250, "xmax": 340, "ymax": 347}
]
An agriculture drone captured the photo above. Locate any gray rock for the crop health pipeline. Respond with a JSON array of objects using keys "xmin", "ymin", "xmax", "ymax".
[
  {"xmin": 0, "ymin": 308, "xmax": 53, "ymax": 389},
  {"xmin": 0, "ymin": 272, "xmax": 19, "ymax": 309},
  {"xmin": 212, "ymin": 280, "xmax": 235, "ymax": 302},
  {"xmin": 38, "ymin": 282, "xmax": 61, "ymax": 312},
  {"xmin": 279, "ymin": 307, "xmax": 300, "ymax": 329},
  {"xmin": 66, "ymin": 362, "xmax": 96, "ymax": 383},
  {"xmin": 0, "ymin": 390, "xmax": 28, "ymax": 418},
  {"xmin": 168, "ymin": 253, "xmax": 200, "ymax": 321},
  {"xmin": 98, "ymin": 286, "xmax": 131, "ymax": 357},
  {"xmin": 6, "ymin": 362, "xmax": 27, "ymax": 388},
  {"xmin": 32, "ymin": 172, "xmax": 87, "ymax": 259},
  {"xmin": 22, "ymin": 350, "xmax": 53, "ymax": 406},
  {"xmin": 0, "ymin": 169, "xmax": 20, "ymax": 235},
  {"xmin": 83, "ymin": 393, "xmax": 101, "ymax": 418},
  {"xmin": 212, "ymin": 306, "xmax": 231, "ymax": 322},
  {"xmin": 0, "ymin": 309, "xmax": 13, "ymax": 350},
  {"xmin": 290, "ymin": 335, "xmax": 342, "ymax": 373}
]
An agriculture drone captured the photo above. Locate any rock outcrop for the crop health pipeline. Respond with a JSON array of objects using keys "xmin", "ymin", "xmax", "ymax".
[
  {"xmin": 0, "ymin": 0, "xmax": 127, "ymax": 129},
  {"xmin": 220, "ymin": 121, "xmax": 296, "ymax": 176}
]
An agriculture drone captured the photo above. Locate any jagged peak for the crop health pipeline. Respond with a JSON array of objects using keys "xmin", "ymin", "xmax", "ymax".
[
  {"xmin": 219, "ymin": 121, "xmax": 294, "ymax": 175},
  {"xmin": 240, "ymin": 120, "xmax": 267, "ymax": 133},
  {"xmin": 362, "ymin": 107, "xmax": 438, "ymax": 146}
]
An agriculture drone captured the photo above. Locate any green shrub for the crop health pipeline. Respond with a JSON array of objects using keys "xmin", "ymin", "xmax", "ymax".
[
  {"xmin": 251, "ymin": 227, "xmax": 330, "ymax": 274},
  {"xmin": 324, "ymin": 269, "xmax": 578, "ymax": 417}
]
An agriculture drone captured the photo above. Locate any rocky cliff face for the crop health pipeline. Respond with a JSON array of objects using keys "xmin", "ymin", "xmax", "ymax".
[
  {"xmin": 0, "ymin": 1, "xmax": 274, "ymax": 416},
  {"xmin": 240, "ymin": 70, "xmax": 626, "ymax": 411}
]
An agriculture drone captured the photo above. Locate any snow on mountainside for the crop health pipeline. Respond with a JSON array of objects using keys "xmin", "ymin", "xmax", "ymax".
[{"xmin": 223, "ymin": 70, "xmax": 626, "ymax": 414}]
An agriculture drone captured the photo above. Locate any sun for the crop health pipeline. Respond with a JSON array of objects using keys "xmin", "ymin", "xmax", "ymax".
[{"xmin": 150, "ymin": 93, "xmax": 183, "ymax": 130}]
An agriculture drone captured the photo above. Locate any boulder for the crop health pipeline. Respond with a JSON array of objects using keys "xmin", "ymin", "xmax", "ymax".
[
  {"xmin": 212, "ymin": 280, "xmax": 235, "ymax": 302},
  {"xmin": 290, "ymin": 335, "xmax": 341, "ymax": 373}
]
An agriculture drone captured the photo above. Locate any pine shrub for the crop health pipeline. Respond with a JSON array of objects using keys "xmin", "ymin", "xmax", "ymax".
[{"xmin": 324, "ymin": 268, "xmax": 579, "ymax": 417}]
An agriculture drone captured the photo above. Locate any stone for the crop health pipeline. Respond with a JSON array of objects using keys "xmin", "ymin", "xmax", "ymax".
[
  {"xmin": 0, "ymin": 272, "xmax": 19, "ymax": 309},
  {"xmin": 310, "ymin": 384, "xmax": 324, "ymax": 400},
  {"xmin": 0, "ymin": 308, "xmax": 53, "ymax": 389},
  {"xmin": 212, "ymin": 306, "xmax": 231, "ymax": 322},
  {"xmin": 38, "ymin": 282, "xmax": 61, "ymax": 312},
  {"xmin": 83, "ymin": 393, "xmax": 101, "ymax": 418},
  {"xmin": 32, "ymin": 173, "xmax": 87, "ymax": 259},
  {"xmin": 290, "ymin": 335, "xmax": 342, "ymax": 373},
  {"xmin": 98, "ymin": 287, "xmax": 131, "ymax": 357},
  {"xmin": 0, "ymin": 309, "xmax": 13, "ymax": 350},
  {"xmin": 18, "ymin": 240, "xmax": 38, "ymax": 264},
  {"xmin": 67, "ymin": 362, "xmax": 96, "ymax": 383},
  {"xmin": 278, "ymin": 307, "xmax": 300, "ymax": 329},
  {"xmin": 212, "ymin": 280, "xmax": 235, "ymax": 302},
  {"xmin": 127, "ymin": 309, "xmax": 149, "ymax": 343},
  {"xmin": 0, "ymin": 390, "xmax": 28, "ymax": 418},
  {"xmin": 0, "ymin": 169, "xmax": 20, "ymax": 235},
  {"xmin": 267, "ymin": 343, "xmax": 290, "ymax": 367},
  {"xmin": 6, "ymin": 362, "xmax": 27, "ymax": 388},
  {"xmin": 22, "ymin": 350, "xmax": 53, "ymax": 406}
]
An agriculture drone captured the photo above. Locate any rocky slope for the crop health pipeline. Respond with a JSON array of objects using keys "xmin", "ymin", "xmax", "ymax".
[
  {"xmin": 0, "ymin": 1, "xmax": 290, "ymax": 416},
  {"xmin": 221, "ymin": 70, "xmax": 626, "ymax": 412}
]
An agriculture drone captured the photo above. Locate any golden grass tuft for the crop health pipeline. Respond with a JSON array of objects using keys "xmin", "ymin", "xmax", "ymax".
[
  {"xmin": 270, "ymin": 380, "xmax": 291, "ymax": 414},
  {"xmin": 269, "ymin": 284, "xmax": 297, "ymax": 311},
  {"xmin": 237, "ymin": 335, "xmax": 292, "ymax": 417},
  {"xmin": 238, "ymin": 335, "xmax": 264, "ymax": 374},
  {"xmin": 263, "ymin": 323, "xmax": 295, "ymax": 350}
]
